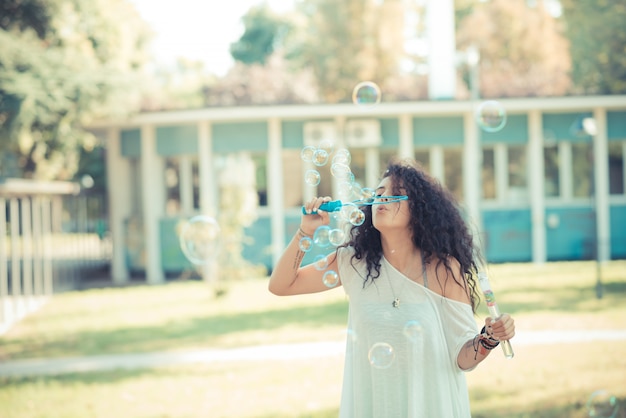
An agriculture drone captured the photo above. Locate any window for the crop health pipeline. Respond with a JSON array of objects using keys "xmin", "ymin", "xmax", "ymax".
[
  {"xmin": 544, "ymin": 145, "xmax": 560, "ymax": 197},
  {"xmin": 444, "ymin": 148, "xmax": 463, "ymax": 201},
  {"xmin": 165, "ymin": 157, "xmax": 180, "ymax": 216},
  {"xmin": 414, "ymin": 149, "xmax": 430, "ymax": 174},
  {"xmin": 481, "ymin": 148, "xmax": 496, "ymax": 200},
  {"xmin": 508, "ymin": 145, "xmax": 528, "ymax": 201},
  {"xmin": 609, "ymin": 142, "xmax": 625, "ymax": 195},
  {"xmin": 572, "ymin": 142, "xmax": 593, "ymax": 198},
  {"xmin": 251, "ymin": 153, "xmax": 268, "ymax": 206}
]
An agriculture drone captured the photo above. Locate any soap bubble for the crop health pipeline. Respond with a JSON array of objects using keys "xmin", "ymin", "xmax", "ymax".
[
  {"xmin": 368, "ymin": 342, "xmax": 395, "ymax": 369},
  {"xmin": 331, "ymin": 163, "xmax": 352, "ymax": 180},
  {"xmin": 318, "ymin": 138, "xmax": 335, "ymax": 153},
  {"xmin": 360, "ymin": 187, "xmax": 376, "ymax": 203},
  {"xmin": 322, "ymin": 270, "xmax": 340, "ymax": 288},
  {"xmin": 332, "ymin": 148, "xmax": 352, "ymax": 165},
  {"xmin": 313, "ymin": 254, "xmax": 329, "ymax": 271},
  {"xmin": 313, "ymin": 225, "xmax": 331, "ymax": 248},
  {"xmin": 329, "ymin": 228, "xmax": 346, "ymax": 246},
  {"xmin": 353, "ymin": 81, "xmax": 382, "ymax": 106},
  {"xmin": 301, "ymin": 146, "xmax": 316, "ymax": 162},
  {"xmin": 305, "ymin": 169, "xmax": 321, "ymax": 186},
  {"xmin": 349, "ymin": 208, "xmax": 366, "ymax": 226},
  {"xmin": 403, "ymin": 320, "xmax": 424, "ymax": 343},
  {"xmin": 179, "ymin": 216, "xmax": 221, "ymax": 265},
  {"xmin": 312, "ymin": 148, "xmax": 330, "ymax": 166},
  {"xmin": 586, "ymin": 390, "xmax": 619, "ymax": 418},
  {"xmin": 475, "ymin": 100, "xmax": 507, "ymax": 133},
  {"xmin": 299, "ymin": 236, "xmax": 313, "ymax": 252}
]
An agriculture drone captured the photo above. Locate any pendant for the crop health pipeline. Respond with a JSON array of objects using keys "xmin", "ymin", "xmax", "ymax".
[{"xmin": 392, "ymin": 298, "xmax": 400, "ymax": 308}]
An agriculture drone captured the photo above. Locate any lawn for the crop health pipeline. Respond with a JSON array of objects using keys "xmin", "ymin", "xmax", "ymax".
[{"xmin": 1, "ymin": 260, "xmax": 625, "ymax": 418}]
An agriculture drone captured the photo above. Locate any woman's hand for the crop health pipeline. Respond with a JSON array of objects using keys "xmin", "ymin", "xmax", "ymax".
[
  {"xmin": 484, "ymin": 313, "xmax": 515, "ymax": 341},
  {"xmin": 300, "ymin": 196, "xmax": 332, "ymax": 236}
]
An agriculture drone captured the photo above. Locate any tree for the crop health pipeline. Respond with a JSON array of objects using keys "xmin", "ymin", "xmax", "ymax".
[
  {"xmin": 456, "ymin": 0, "xmax": 571, "ymax": 98},
  {"xmin": 560, "ymin": 0, "xmax": 626, "ymax": 94},
  {"xmin": 230, "ymin": 5, "xmax": 291, "ymax": 66},
  {"xmin": 286, "ymin": 0, "xmax": 406, "ymax": 103},
  {"xmin": 0, "ymin": 0, "xmax": 152, "ymax": 180}
]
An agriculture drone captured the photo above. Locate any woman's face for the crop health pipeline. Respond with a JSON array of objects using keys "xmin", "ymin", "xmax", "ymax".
[{"xmin": 371, "ymin": 176, "xmax": 411, "ymax": 233}]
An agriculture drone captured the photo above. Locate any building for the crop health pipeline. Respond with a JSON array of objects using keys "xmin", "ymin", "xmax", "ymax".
[{"xmin": 94, "ymin": 95, "xmax": 626, "ymax": 284}]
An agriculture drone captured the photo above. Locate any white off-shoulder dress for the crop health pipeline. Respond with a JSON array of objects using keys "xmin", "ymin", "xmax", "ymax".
[{"xmin": 336, "ymin": 246, "xmax": 478, "ymax": 418}]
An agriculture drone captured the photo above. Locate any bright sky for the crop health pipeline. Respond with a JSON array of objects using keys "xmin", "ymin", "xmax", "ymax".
[{"xmin": 130, "ymin": 0, "xmax": 295, "ymax": 76}]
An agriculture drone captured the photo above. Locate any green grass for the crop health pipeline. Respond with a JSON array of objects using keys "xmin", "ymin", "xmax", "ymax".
[{"xmin": 1, "ymin": 260, "xmax": 625, "ymax": 418}]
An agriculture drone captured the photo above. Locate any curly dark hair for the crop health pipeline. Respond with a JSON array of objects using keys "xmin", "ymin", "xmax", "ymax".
[{"xmin": 341, "ymin": 157, "xmax": 481, "ymax": 313}]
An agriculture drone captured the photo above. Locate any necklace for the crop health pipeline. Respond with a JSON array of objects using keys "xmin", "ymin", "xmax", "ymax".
[
  {"xmin": 383, "ymin": 255, "xmax": 426, "ymax": 308},
  {"xmin": 383, "ymin": 259, "xmax": 405, "ymax": 308}
]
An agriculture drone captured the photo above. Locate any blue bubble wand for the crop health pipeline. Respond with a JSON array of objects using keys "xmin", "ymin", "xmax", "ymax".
[{"xmin": 302, "ymin": 195, "xmax": 408, "ymax": 215}]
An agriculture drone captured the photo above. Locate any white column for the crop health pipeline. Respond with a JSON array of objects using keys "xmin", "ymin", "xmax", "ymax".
[
  {"xmin": 430, "ymin": 146, "xmax": 445, "ymax": 184},
  {"xmin": 140, "ymin": 124, "xmax": 164, "ymax": 284},
  {"xmin": 495, "ymin": 144, "xmax": 508, "ymax": 202},
  {"xmin": 365, "ymin": 148, "xmax": 380, "ymax": 188},
  {"xmin": 198, "ymin": 121, "xmax": 217, "ymax": 216},
  {"xmin": 593, "ymin": 108, "xmax": 611, "ymax": 262},
  {"xmin": 463, "ymin": 112, "xmax": 482, "ymax": 246},
  {"xmin": 106, "ymin": 128, "xmax": 130, "ymax": 284},
  {"xmin": 398, "ymin": 114, "xmax": 414, "ymax": 159},
  {"xmin": 179, "ymin": 155, "xmax": 193, "ymax": 215},
  {"xmin": 528, "ymin": 110, "xmax": 546, "ymax": 263},
  {"xmin": 268, "ymin": 118, "xmax": 285, "ymax": 267},
  {"xmin": 426, "ymin": 0, "xmax": 456, "ymax": 99},
  {"xmin": 31, "ymin": 196, "xmax": 43, "ymax": 302},
  {"xmin": 9, "ymin": 198, "xmax": 22, "ymax": 317}
]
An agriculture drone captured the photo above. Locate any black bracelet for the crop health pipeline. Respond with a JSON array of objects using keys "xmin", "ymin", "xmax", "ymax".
[{"xmin": 480, "ymin": 325, "xmax": 500, "ymax": 348}]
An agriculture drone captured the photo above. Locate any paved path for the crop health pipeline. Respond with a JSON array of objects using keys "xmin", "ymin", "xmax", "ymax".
[{"xmin": 2, "ymin": 330, "xmax": 626, "ymax": 378}]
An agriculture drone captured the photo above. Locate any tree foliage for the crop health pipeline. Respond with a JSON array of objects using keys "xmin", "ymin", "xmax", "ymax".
[
  {"xmin": 560, "ymin": 0, "xmax": 626, "ymax": 94},
  {"xmin": 456, "ymin": 0, "xmax": 571, "ymax": 98},
  {"xmin": 0, "ymin": 0, "xmax": 151, "ymax": 180},
  {"xmin": 230, "ymin": 5, "xmax": 291, "ymax": 66},
  {"xmin": 286, "ymin": 0, "xmax": 406, "ymax": 103}
]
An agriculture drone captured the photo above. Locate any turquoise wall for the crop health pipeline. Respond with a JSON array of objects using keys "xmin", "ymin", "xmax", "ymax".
[
  {"xmin": 482, "ymin": 209, "xmax": 532, "ymax": 262},
  {"xmin": 413, "ymin": 116, "xmax": 464, "ymax": 146},
  {"xmin": 545, "ymin": 207, "xmax": 596, "ymax": 260},
  {"xmin": 610, "ymin": 205, "xmax": 626, "ymax": 258}
]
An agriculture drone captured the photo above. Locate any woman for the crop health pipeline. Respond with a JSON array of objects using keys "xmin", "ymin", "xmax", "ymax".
[{"xmin": 269, "ymin": 158, "xmax": 515, "ymax": 417}]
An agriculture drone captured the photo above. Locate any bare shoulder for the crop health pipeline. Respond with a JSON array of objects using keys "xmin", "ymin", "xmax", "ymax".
[{"xmin": 427, "ymin": 255, "xmax": 471, "ymax": 305}]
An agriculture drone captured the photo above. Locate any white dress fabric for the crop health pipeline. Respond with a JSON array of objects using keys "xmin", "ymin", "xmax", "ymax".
[{"xmin": 336, "ymin": 246, "xmax": 478, "ymax": 418}]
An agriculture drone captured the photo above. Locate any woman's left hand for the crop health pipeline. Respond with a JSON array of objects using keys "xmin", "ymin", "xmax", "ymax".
[{"xmin": 484, "ymin": 313, "xmax": 515, "ymax": 341}]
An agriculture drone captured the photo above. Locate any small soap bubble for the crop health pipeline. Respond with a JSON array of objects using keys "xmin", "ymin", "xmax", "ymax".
[
  {"xmin": 349, "ymin": 208, "xmax": 366, "ymax": 226},
  {"xmin": 403, "ymin": 320, "xmax": 424, "ymax": 343},
  {"xmin": 329, "ymin": 228, "xmax": 346, "ymax": 246},
  {"xmin": 331, "ymin": 163, "xmax": 352, "ymax": 180},
  {"xmin": 301, "ymin": 146, "xmax": 316, "ymax": 162},
  {"xmin": 352, "ymin": 81, "xmax": 382, "ymax": 106},
  {"xmin": 586, "ymin": 390, "xmax": 619, "ymax": 418},
  {"xmin": 322, "ymin": 270, "xmax": 340, "ymax": 288},
  {"xmin": 179, "ymin": 216, "xmax": 221, "ymax": 265},
  {"xmin": 318, "ymin": 138, "xmax": 335, "ymax": 153},
  {"xmin": 299, "ymin": 236, "xmax": 313, "ymax": 252},
  {"xmin": 305, "ymin": 169, "xmax": 321, "ymax": 186},
  {"xmin": 312, "ymin": 148, "xmax": 330, "ymax": 167},
  {"xmin": 368, "ymin": 342, "xmax": 395, "ymax": 369},
  {"xmin": 313, "ymin": 225, "xmax": 331, "ymax": 248},
  {"xmin": 332, "ymin": 148, "xmax": 352, "ymax": 165},
  {"xmin": 313, "ymin": 254, "xmax": 329, "ymax": 271},
  {"xmin": 475, "ymin": 100, "xmax": 507, "ymax": 133},
  {"xmin": 337, "ymin": 181, "xmax": 354, "ymax": 201},
  {"xmin": 360, "ymin": 187, "xmax": 376, "ymax": 203},
  {"xmin": 339, "ymin": 202, "xmax": 358, "ymax": 223}
]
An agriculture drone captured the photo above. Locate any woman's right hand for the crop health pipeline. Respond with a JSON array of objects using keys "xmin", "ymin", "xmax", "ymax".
[{"xmin": 300, "ymin": 196, "xmax": 332, "ymax": 236}]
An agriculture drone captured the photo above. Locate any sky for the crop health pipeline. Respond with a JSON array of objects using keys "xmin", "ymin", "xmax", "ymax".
[{"xmin": 129, "ymin": 0, "xmax": 295, "ymax": 76}]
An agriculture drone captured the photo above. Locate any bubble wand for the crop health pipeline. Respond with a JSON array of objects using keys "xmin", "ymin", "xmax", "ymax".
[
  {"xmin": 477, "ymin": 271, "xmax": 514, "ymax": 359},
  {"xmin": 302, "ymin": 195, "xmax": 408, "ymax": 215}
]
